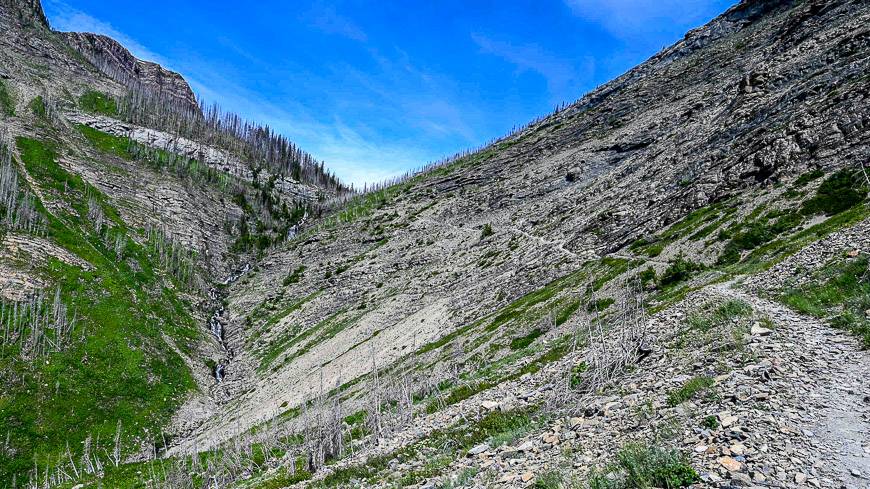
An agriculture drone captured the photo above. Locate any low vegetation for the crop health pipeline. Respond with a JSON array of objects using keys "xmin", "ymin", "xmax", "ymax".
[
  {"xmin": 0, "ymin": 137, "xmax": 200, "ymax": 483},
  {"xmin": 588, "ymin": 444, "xmax": 699, "ymax": 489},
  {"xmin": 0, "ymin": 78, "xmax": 14, "ymax": 116},
  {"xmin": 666, "ymin": 376, "xmax": 714, "ymax": 406},
  {"xmin": 79, "ymin": 89, "xmax": 118, "ymax": 116},
  {"xmin": 781, "ymin": 254, "xmax": 870, "ymax": 347}
]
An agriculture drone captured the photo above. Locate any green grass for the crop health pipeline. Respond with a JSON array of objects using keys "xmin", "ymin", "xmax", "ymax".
[
  {"xmin": 666, "ymin": 376, "xmax": 714, "ymax": 406},
  {"xmin": 632, "ymin": 203, "xmax": 732, "ymax": 257},
  {"xmin": 727, "ymin": 203, "xmax": 870, "ymax": 275},
  {"xmin": 258, "ymin": 307, "xmax": 364, "ymax": 372},
  {"xmin": 79, "ymin": 90, "xmax": 118, "ymax": 116},
  {"xmin": 686, "ymin": 299, "xmax": 752, "ymax": 333},
  {"xmin": 589, "ymin": 444, "xmax": 699, "ymax": 489},
  {"xmin": 509, "ymin": 327, "xmax": 543, "ymax": 350},
  {"xmin": 800, "ymin": 169, "xmax": 867, "ymax": 217},
  {"xmin": 255, "ymin": 466, "xmax": 313, "ymax": 488},
  {"xmin": 28, "ymin": 95, "xmax": 46, "ymax": 118},
  {"xmin": 282, "ymin": 265, "xmax": 305, "ymax": 286},
  {"xmin": 78, "ymin": 125, "xmax": 230, "ymax": 188},
  {"xmin": 587, "ymin": 297, "xmax": 615, "ymax": 313},
  {"xmin": 658, "ymin": 256, "xmax": 703, "ymax": 288},
  {"xmin": 555, "ymin": 298, "xmax": 583, "ymax": 325},
  {"xmin": 0, "ymin": 137, "xmax": 199, "ymax": 484},
  {"xmin": 0, "ymin": 79, "xmax": 14, "ymax": 116},
  {"xmin": 78, "ymin": 123, "xmax": 134, "ymax": 158},
  {"xmin": 313, "ymin": 409, "xmax": 535, "ymax": 487},
  {"xmin": 794, "ymin": 169, "xmax": 824, "ymax": 187},
  {"xmin": 534, "ymin": 471, "xmax": 565, "ymax": 489},
  {"xmin": 781, "ymin": 255, "xmax": 870, "ymax": 347}
]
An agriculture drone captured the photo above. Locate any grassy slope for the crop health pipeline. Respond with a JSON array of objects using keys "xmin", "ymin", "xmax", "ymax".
[{"xmin": 0, "ymin": 137, "xmax": 200, "ymax": 483}]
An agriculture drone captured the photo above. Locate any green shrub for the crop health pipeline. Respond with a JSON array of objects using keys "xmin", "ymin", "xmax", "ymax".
[
  {"xmin": 587, "ymin": 297, "xmax": 615, "ymax": 313},
  {"xmin": 667, "ymin": 376, "xmax": 713, "ymax": 406},
  {"xmin": 718, "ymin": 213, "xmax": 805, "ymax": 266},
  {"xmin": 659, "ymin": 256, "xmax": 702, "ymax": 287},
  {"xmin": 794, "ymin": 169, "xmax": 824, "ymax": 187},
  {"xmin": 701, "ymin": 415, "xmax": 719, "ymax": 430},
  {"xmin": 716, "ymin": 242, "xmax": 741, "ymax": 266},
  {"xmin": 638, "ymin": 267, "xmax": 656, "ymax": 286},
  {"xmin": 257, "ymin": 467, "xmax": 312, "ymax": 488},
  {"xmin": 28, "ymin": 95, "xmax": 46, "ymax": 118},
  {"xmin": 510, "ymin": 327, "xmax": 543, "ymax": 350},
  {"xmin": 534, "ymin": 471, "xmax": 564, "ymax": 489},
  {"xmin": 569, "ymin": 361, "xmax": 589, "ymax": 388},
  {"xmin": 800, "ymin": 169, "xmax": 867, "ymax": 216},
  {"xmin": 79, "ymin": 90, "xmax": 118, "ymax": 116},
  {"xmin": 589, "ymin": 444, "xmax": 699, "ymax": 489},
  {"xmin": 555, "ymin": 299, "xmax": 583, "ymax": 326},
  {"xmin": 481, "ymin": 223, "xmax": 494, "ymax": 239},
  {"xmin": 282, "ymin": 265, "xmax": 305, "ymax": 286},
  {"xmin": 645, "ymin": 243, "xmax": 664, "ymax": 258}
]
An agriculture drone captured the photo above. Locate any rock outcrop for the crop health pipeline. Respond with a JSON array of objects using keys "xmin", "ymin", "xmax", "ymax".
[{"xmin": 62, "ymin": 31, "xmax": 199, "ymax": 112}]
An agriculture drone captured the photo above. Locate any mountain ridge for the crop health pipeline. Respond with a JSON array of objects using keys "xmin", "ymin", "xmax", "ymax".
[{"xmin": 62, "ymin": 31, "xmax": 200, "ymax": 112}]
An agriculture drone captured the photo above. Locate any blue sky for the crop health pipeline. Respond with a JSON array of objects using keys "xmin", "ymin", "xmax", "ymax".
[{"xmin": 44, "ymin": 0, "xmax": 735, "ymax": 187}]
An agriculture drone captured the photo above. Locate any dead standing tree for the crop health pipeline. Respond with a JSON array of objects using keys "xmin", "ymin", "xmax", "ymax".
[{"xmin": 561, "ymin": 279, "xmax": 651, "ymax": 409}]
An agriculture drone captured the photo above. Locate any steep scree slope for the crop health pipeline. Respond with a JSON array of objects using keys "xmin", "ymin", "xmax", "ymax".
[{"xmin": 175, "ymin": 0, "xmax": 870, "ymax": 459}]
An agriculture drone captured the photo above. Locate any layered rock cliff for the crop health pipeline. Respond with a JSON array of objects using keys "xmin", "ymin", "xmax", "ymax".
[{"xmin": 62, "ymin": 31, "xmax": 199, "ymax": 112}]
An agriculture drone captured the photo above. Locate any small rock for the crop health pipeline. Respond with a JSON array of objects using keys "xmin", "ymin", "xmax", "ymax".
[
  {"xmin": 518, "ymin": 440, "xmax": 536, "ymax": 452},
  {"xmin": 468, "ymin": 443, "xmax": 489, "ymax": 456},
  {"xmin": 795, "ymin": 472, "xmax": 807, "ymax": 484},
  {"xmin": 720, "ymin": 415, "xmax": 739, "ymax": 428},
  {"xmin": 850, "ymin": 468, "xmax": 862, "ymax": 477},
  {"xmin": 750, "ymin": 324, "xmax": 772, "ymax": 336},
  {"xmin": 730, "ymin": 472, "xmax": 753, "ymax": 486},
  {"xmin": 718, "ymin": 456, "xmax": 743, "ymax": 472},
  {"xmin": 521, "ymin": 471, "xmax": 535, "ymax": 482},
  {"xmin": 481, "ymin": 400, "xmax": 500, "ymax": 411}
]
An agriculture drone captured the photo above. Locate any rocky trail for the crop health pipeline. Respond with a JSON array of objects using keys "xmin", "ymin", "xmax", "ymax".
[{"xmin": 712, "ymin": 283, "xmax": 870, "ymax": 488}]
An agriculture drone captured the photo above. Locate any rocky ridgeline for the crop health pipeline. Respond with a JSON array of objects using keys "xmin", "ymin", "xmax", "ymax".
[
  {"xmin": 63, "ymin": 32, "xmax": 199, "ymax": 112},
  {"xmin": 68, "ymin": 112, "xmax": 323, "ymax": 203}
]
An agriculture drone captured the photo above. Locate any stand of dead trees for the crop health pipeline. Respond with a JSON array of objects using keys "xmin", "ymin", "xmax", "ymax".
[
  {"xmin": 0, "ymin": 138, "xmax": 45, "ymax": 235},
  {"xmin": 0, "ymin": 286, "xmax": 77, "ymax": 359}
]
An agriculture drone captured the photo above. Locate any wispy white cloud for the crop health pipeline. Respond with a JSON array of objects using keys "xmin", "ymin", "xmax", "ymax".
[
  {"xmin": 563, "ymin": 0, "xmax": 723, "ymax": 41},
  {"xmin": 471, "ymin": 33, "xmax": 593, "ymax": 101},
  {"xmin": 306, "ymin": 2, "xmax": 367, "ymax": 42},
  {"xmin": 43, "ymin": 0, "xmax": 169, "ymax": 67}
]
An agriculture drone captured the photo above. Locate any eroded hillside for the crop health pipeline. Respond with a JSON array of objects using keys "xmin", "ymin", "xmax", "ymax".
[
  {"xmin": 1, "ymin": 0, "xmax": 869, "ymax": 488},
  {"xmin": 0, "ymin": 0, "xmax": 346, "ymax": 484}
]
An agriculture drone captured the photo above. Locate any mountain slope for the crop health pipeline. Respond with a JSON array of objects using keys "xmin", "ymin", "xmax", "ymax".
[
  {"xmin": 0, "ymin": 1, "xmax": 348, "ymax": 485},
  {"xmin": 1, "ymin": 0, "xmax": 869, "ymax": 488},
  {"xmin": 178, "ymin": 0, "xmax": 869, "ymax": 450}
]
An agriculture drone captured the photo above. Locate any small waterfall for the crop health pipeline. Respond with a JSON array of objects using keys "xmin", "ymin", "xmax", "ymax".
[{"xmin": 208, "ymin": 263, "xmax": 250, "ymax": 383}]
